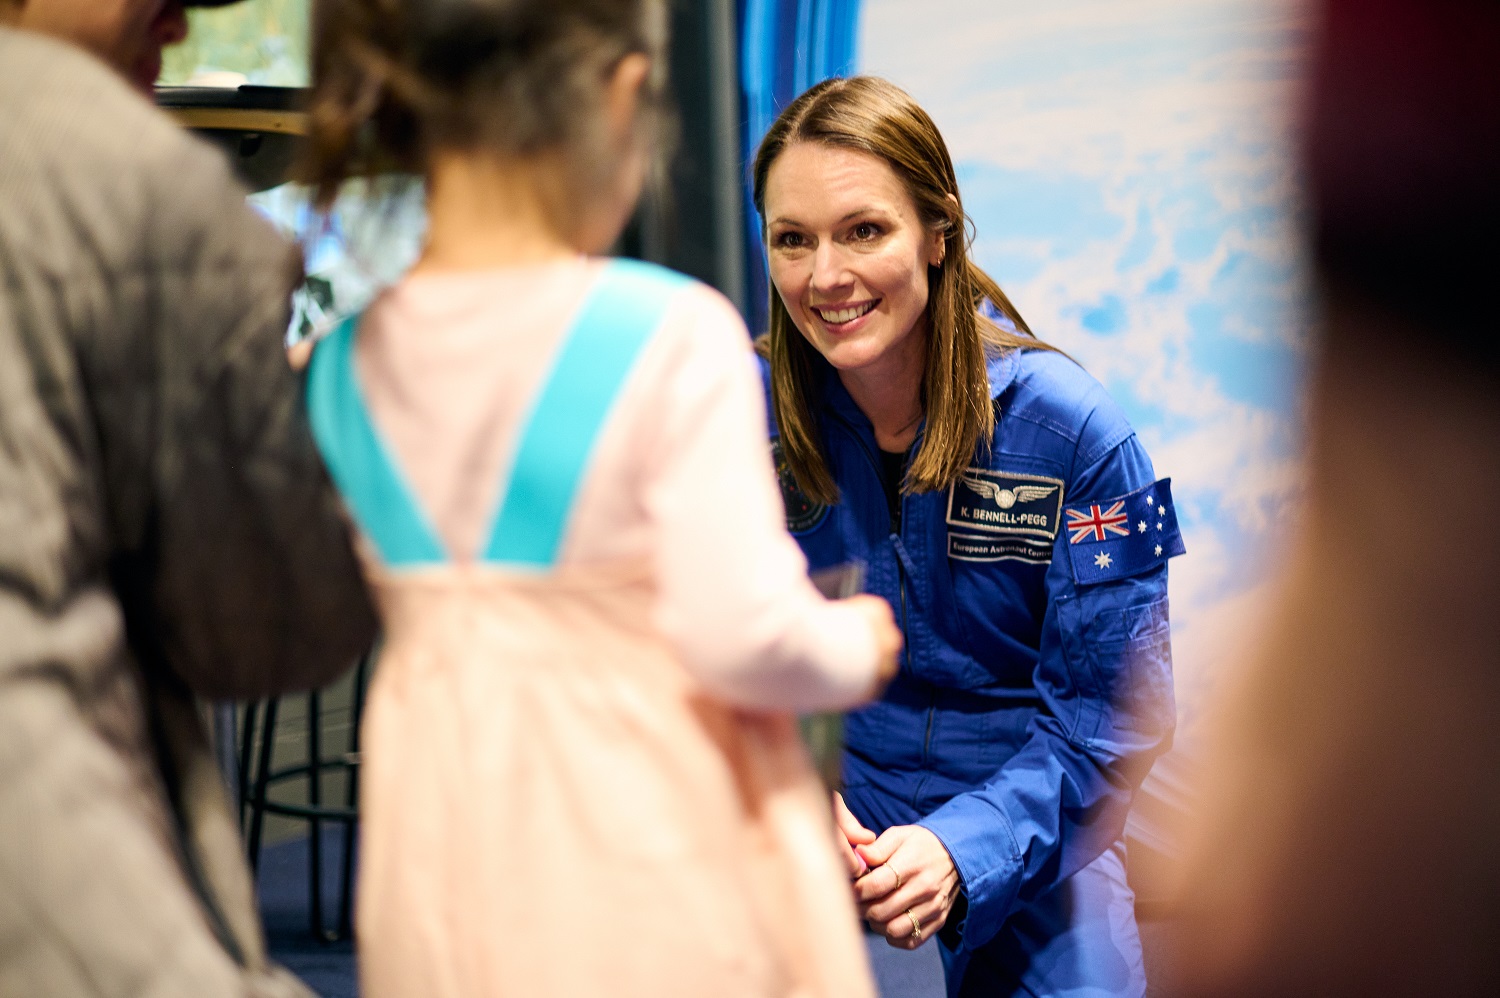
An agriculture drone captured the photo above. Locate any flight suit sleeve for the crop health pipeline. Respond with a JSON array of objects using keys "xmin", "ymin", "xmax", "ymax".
[
  {"xmin": 641, "ymin": 288, "xmax": 881, "ymax": 711},
  {"xmin": 918, "ymin": 426, "xmax": 1178, "ymax": 949}
]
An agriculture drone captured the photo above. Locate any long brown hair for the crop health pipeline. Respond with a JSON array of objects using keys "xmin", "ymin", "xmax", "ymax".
[
  {"xmin": 753, "ymin": 76, "xmax": 1052, "ymax": 505},
  {"xmin": 299, "ymin": 0, "xmax": 670, "ymax": 224}
]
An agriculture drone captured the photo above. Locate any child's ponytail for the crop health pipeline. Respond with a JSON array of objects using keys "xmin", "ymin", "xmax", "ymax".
[
  {"xmin": 302, "ymin": 0, "xmax": 429, "ymax": 210},
  {"xmin": 301, "ymin": 0, "xmax": 669, "ymax": 219}
]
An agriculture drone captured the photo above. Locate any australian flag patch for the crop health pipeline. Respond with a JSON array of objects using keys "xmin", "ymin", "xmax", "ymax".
[{"xmin": 1063, "ymin": 478, "xmax": 1185, "ymax": 585}]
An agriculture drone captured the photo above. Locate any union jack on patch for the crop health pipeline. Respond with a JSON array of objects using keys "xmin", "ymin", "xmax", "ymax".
[{"xmin": 1066, "ymin": 501, "xmax": 1131, "ymax": 544}]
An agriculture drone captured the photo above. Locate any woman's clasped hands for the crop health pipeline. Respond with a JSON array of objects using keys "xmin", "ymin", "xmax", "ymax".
[{"xmin": 834, "ymin": 793, "xmax": 962, "ymax": 949}]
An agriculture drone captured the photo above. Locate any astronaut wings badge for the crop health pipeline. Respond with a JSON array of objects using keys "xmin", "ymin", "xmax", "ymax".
[{"xmin": 960, "ymin": 474, "xmax": 1059, "ymax": 510}]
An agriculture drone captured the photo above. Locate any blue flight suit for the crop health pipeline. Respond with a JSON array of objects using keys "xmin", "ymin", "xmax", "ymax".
[{"xmin": 761, "ymin": 345, "xmax": 1181, "ymax": 997}]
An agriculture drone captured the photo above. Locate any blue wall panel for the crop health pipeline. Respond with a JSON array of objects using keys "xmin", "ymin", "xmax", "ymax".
[{"xmin": 740, "ymin": 0, "xmax": 862, "ymax": 333}]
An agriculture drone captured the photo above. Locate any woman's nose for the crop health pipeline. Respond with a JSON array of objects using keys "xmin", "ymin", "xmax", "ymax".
[{"xmin": 809, "ymin": 242, "xmax": 852, "ymax": 293}]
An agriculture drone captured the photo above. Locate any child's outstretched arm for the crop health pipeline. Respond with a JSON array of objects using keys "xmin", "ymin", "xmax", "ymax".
[{"xmin": 640, "ymin": 286, "xmax": 897, "ymax": 712}]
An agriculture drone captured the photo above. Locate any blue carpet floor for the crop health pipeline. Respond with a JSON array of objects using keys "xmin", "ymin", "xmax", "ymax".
[
  {"xmin": 863, "ymin": 929, "xmax": 946, "ymax": 997},
  {"xmin": 258, "ymin": 835, "xmax": 358, "ymax": 998},
  {"xmin": 258, "ymin": 835, "xmax": 945, "ymax": 997}
]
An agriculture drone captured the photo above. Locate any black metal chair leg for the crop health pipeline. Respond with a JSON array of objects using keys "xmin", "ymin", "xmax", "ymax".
[
  {"xmin": 237, "ymin": 699, "xmax": 259, "ymax": 829},
  {"xmin": 246, "ymin": 697, "xmax": 280, "ymax": 874},
  {"xmin": 307, "ymin": 688, "xmax": 326, "ymax": 940},
  {"xmin": 337, "ymin": 652, "xmax": 370, "ymax": 938},
  {"xmin": 238, "ymin": 654, "xmax": 372, "ymax": 945}
]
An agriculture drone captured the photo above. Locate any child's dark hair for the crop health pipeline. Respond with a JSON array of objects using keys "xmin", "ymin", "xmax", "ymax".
[{"xmin": 301, "ymin": 0, "xmax": 669, "ymax": 213}]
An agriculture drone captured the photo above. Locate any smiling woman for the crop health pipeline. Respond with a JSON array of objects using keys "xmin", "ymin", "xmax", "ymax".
[
  {"xmin": 754, "ymin": 76, "xmax": 1038, "ymax": 505},
  {"xmin": 752, "ymin": 75, "xmax": 1186, "ymax": 998}
]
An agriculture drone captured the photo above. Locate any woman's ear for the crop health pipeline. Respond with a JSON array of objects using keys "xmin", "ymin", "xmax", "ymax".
[
  {"xmin": 928, "ymin": 228, "xmax": 947, "ymax": 268},
  {"xmin": 605, "ymin": 52, "xmax": 652, "ymax": 145},
  {"xmin": 930, "ymin": 192, "xmax": 960, "ymax": 267}
]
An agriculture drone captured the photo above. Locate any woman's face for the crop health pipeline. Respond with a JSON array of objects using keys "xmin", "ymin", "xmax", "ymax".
[{"xmin": 763, "ymin": 142, "xmax": 943, "ymax": 381}]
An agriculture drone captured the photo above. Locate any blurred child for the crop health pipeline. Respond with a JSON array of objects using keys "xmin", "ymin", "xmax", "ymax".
[{"xmin": 300, "ymin": 1, "xmax": 901, "ymax": 995}]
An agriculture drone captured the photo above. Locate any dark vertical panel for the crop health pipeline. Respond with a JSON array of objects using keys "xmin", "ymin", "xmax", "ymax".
[{"xmin": 630, "ymin": 0, "xmax": 748, "ymax": 319}]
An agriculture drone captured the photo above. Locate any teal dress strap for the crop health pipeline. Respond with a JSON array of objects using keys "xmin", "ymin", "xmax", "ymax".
[
  {"xmin": 482, "ymin": 259, "xmax": 691, "ymax": 567},
  {"xmin": 306, "ymin": 315, "xmax": 447, "ymax": 567}
]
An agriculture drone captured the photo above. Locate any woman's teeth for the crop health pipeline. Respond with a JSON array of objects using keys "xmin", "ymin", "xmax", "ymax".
[{"xmin": 815, "ymin": 302, "xmax": 876, "ymax": 325}]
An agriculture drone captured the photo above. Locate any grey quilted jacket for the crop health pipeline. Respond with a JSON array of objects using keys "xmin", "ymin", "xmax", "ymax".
[{"xmin": 0, "ymin": 29, "xmax": 378, "ymax": 997}]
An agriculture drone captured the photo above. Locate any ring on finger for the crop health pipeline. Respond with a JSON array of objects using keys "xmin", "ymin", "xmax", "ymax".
[
  {"xmin": 889, "ymin": 866, "xmax": 903, "ymax": 890},
  {"xmin": 905, "ymin": 908, "xmax": 922, "ymax": 941}
]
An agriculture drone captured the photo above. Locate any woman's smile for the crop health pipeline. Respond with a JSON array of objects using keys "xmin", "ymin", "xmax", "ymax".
[{"xmin": 813, "ymin": 299, "xmax": 880, "ymax": 330}]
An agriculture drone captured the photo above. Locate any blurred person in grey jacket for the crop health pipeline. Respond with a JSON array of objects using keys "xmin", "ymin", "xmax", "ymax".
[{"xmin": 0, "ymin": 4, "xmax": 378, "ymax": 996}]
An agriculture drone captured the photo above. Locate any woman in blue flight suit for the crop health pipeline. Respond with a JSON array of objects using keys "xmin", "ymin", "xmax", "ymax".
[{"xmin": 753, "ymin": 76, "xmax": 1182, "ymax": 997}]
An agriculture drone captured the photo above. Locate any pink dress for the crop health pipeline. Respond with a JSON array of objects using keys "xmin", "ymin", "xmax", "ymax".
[{"xmin": 306, "ymin": 257, "xmax": 880, "ymax": 997}]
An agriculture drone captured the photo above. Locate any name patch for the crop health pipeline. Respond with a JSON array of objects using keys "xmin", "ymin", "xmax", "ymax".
[
  {"xmin": 948, "ymin": 534, "xmax": 1054, "ymax": 564},
  {"xmin": 946, "ymin": 468, "xmax": 1065, "ymax": 541}
]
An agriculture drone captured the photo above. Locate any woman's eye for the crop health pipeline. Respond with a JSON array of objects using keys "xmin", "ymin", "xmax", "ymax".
[
  {"xmin": 773, "ymin": 231, "xmax": 807, "ymax": 249},
  {"xmin": 851, "ymin": 223, "xmax": 881, "ymax": 241}
]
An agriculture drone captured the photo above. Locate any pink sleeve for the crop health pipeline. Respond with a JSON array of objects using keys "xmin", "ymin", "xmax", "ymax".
[{"xmin": 641, "ymin": 288, "xmax": 879, "ymax": 712}]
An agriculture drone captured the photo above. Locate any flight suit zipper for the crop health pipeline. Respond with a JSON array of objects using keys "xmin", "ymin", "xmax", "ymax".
[
  {"xmin": 889, "ymin": 486, "xmax": 935, "ymax": 764},
  {"xmin": 829, "ymin": 409, "xmax": 935, "ymax": 766},
  {"xmin": 828, "ymin": 408, "xmax": 910, "ymax": 636}
]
